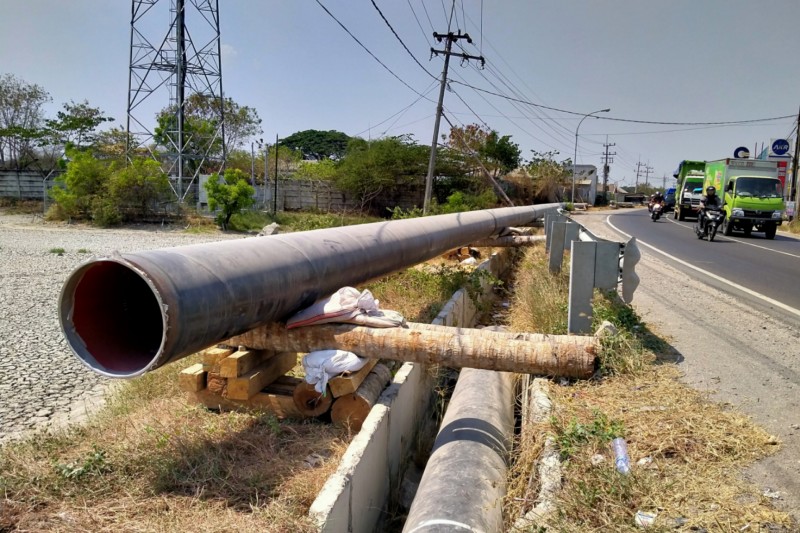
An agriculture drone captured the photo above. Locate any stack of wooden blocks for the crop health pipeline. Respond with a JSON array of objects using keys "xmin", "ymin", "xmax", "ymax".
[{"xmin": 179, "ymin": 345, "xmax": 391, "ymax": 430}]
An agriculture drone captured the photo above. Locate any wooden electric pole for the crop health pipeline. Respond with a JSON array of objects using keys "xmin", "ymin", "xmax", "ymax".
[
  {"xmin": 423, "ymin": 31, "xmax": 484, "ymax": 215},
  {"xmin": 601, "ymin": 137, "xmax": 616, "ymax": 204}
]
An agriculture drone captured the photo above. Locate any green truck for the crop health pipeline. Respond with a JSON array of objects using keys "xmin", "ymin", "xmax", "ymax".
[
  {"xmin": 703, "ymin": 158, "xmax": 784, "ymax": 239},
  {"xmin": 673, "ymin": 160, "xmax": 706, "ymax": 221}
]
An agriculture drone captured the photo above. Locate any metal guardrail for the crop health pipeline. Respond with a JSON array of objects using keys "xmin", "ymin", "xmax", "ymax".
[{"xmin": 544, "ymin": 211, "xmax": 640, "ymax": 334}]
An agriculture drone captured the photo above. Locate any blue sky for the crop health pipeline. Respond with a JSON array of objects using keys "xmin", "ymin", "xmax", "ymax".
[{"xmin": 1, "ymin": 1, "xmax": 798, "ymax": 189}]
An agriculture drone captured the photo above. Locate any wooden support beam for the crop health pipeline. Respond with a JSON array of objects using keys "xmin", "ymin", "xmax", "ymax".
[
  {"xmin": 328, "ymin": 358, "xmax": 378, "ymax": 398},
  {"xmin": 190, "ymin": 389, "xmax": 304, "ymax": 420},
  {"xmin": 219, "ymin": 349, "xmax": 276, "ymax": 378},
  {"xmin": 331, "ymin": 364, "xmax": 392, "ymax": 431},
  {"xmin": 229, "ymin": 322, "xmax": 598, "ymax": 378},
  {"xmin": 178, "ymin": 363, "xmax": 207, "ymax": 392},
  {"xmin": 225, "ymin": 352, "xmax": 297, "ymax": 400},
  {"xmin": 202, "ymin": 346, "xmax": 235, "ymax": 373}
]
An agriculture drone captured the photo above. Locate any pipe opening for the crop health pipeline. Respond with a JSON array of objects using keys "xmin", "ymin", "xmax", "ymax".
[{"xmin": 61, "ymin": 261, "xmax": 165, "ymax": 377}]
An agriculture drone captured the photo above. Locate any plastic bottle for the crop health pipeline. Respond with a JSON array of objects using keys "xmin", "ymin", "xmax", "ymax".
[{"xmin": 611, "ymin": 437, "xmax": 631, "ymax": 474}]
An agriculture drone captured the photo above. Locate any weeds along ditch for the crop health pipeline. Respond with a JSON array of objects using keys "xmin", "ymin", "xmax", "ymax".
[{"xmin": 503, "ymin": 246, "xmax": 795, "ymax": 532}]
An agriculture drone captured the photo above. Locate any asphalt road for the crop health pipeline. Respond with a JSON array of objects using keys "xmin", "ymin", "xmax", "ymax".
[
  {"xmin": 574, "ymin": 209, "xmax": 800, "ymax": 522},
  {"xmin": 608, "ymin": 207, "xmax": 800, "ymax": 322}
]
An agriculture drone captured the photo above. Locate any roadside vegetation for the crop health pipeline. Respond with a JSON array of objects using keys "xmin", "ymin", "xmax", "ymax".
[{"xmin": 503, "ymin": 245, "xmax": 794, "ymax": 532}]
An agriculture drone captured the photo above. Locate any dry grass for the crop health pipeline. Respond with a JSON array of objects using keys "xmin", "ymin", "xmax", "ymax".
[
  {"xmin": 781, "ymin": 218, "xmax": 800, "ymax": 235},
  {"xmin": 0, "ymin": 356, "xmax": 351, "ymax": 532},
  {"xmin": 503, "ymin": 245, "xmax": 795, "ymax": 532},
  {"xmin": 0, "ymin": 261, "xmax": 465, "ymax": 532}
]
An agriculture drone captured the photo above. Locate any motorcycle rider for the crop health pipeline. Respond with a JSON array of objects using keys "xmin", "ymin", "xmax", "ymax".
[{"xmin": 697, "ymin": 186, "xmax": 722, "ymax": 233}]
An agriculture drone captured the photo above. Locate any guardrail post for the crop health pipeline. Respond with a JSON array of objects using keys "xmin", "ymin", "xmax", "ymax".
[
  {"xmin": 548, "ymin": 222, "xmax": 567, "ymax": 273},
  {"xmin": 568, "ymin": 241, "xmax": 596, "ymax": 334}
]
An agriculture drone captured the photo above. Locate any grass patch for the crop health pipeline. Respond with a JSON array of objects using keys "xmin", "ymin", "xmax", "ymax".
[
  {"xmin": 224, "ymin": 209, "xmax": 383, "ymax": 234},
  {"xmin": 48, "ymin": 247, "xmax": 65, "ymax": 256},
  {"xmin": 504, "ymin": 245, "xmax": 794, "ymax": 531},
  {"xmin": 781, "ymin": 218, "xmax": 800, "ymax": 235}
]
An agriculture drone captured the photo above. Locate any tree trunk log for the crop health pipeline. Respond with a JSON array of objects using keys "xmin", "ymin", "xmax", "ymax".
[
  {"xmin": 331, "ymin": 364, "xmax": 392, "ymax": 431},
  {"xmin": 230, "ymin": 322, "xmax": 597, "ymax": 378},
  {"xmin": 293, "ymin": 381, "xmax": 333, "ymax": 417}
]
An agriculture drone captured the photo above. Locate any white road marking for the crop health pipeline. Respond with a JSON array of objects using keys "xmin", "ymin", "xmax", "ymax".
[
  {"xmin": 606, "ymin": 216, "xmax": 800, "ymax": 319},
  {"xmin": 665, "ymin": 215, "xmax": 800, "ymax": 259}
]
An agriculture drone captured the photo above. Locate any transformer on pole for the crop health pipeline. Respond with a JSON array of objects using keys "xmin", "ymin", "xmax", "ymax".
[{"xmin": 126, "ymin": 0, "xmax": 226, "ymax": 203}]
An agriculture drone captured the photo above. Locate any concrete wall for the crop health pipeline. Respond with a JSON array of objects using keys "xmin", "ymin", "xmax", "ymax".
[{"xmin": 308, "ymin": 248, "xmax": 515, "ymax": 532}]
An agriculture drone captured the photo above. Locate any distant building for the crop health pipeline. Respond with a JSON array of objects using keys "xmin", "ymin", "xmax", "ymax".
[{"xmin": 574, "ymin": 164, "xmax": 598, "ymax": 205}]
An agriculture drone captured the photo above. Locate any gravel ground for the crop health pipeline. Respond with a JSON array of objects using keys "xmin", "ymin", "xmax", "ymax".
[{"xmin": 0, "ymin": 211, "xmax": 244, "ymax": 443}]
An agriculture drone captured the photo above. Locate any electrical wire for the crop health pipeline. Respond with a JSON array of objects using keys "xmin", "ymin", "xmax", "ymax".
[
  {"xmin": 371, "ymin": 0, "xmax": 436, "ymax": 79},
  {"xmin": 406, "ymin": 0, "xmax": 432, "ymax": 46},
  {"xmin": 450, "ymin": 80, "xmax": 795, "ymax": 125},
  {"xmin": 315, "ymin": 0, "xmax": 432, "ymax": 101}
]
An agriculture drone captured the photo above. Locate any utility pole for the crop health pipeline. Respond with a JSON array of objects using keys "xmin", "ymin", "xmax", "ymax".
[
  {"xmin": 601, "ymin": 136, "xmax": 616, "ymax": 204},
  {"xmin": 634, "ymin": 161, "xmax": 644, "ymax": 193},
  {"xmin": 423, "ymin": 31, "xmax": 484, "ymax": 215},
  {"xmin": 644, "ymin": 164, "xmax": 654, "ymax": 190},
  {"xmin": 791, "ymin": 105, "xmax": 800, "ymax": 220}
]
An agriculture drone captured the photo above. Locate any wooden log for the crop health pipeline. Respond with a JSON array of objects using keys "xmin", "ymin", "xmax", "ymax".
[
  {"xmin": 225, "ymin": 352, "xmax": 297, "ymax": 400},
  {"xmin": 331, "ymin": 364, "xmax": 392, "ymax": 431},
  {"xmin": 293, "ymin": 381, "xmax": 334, "ymax": 417},
  {"xmin": 178, "ymin": 363, "xmax": 207, "ymax": 392},
  {"xmin": 206, "ymin": 372, "xmax": 227, "ymax": 397},
  {"xmin": 219, "ymin": 349, "xmax": 277, "ymax": 378},
  {"xmin": 471, "ymin": 235, "xmax": 546, "ymax": 247},
  {"xmin": 328, "ymin": 358, "xmax": 378, "ymax": 398},
  {"xmin": 229, "ymin": 322, "xmax": 598, "ymax": 378},
  {"xmin": 190, "ymin": 389, "xmax": 304, "ymax": 419}
]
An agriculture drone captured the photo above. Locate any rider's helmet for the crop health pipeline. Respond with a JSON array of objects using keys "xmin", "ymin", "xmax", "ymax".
[{"xmin": 706, "ymin": 186, "xmax": 716, "ymax": 197}]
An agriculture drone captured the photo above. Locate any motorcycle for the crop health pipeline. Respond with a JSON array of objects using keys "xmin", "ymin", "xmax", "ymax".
[
  {"xmin": 650, "ymin": 201, "xmax": 664, "ymax": 222},
  {"xmin": 694, "ymin": 206, "xmax": 724, "ymax": 241}
]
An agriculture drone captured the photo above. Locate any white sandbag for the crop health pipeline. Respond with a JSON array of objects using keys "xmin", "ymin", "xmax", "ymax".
[
  {"xmin": 287, "ymin": 286, "xmax": 404, "ymax": 329},
  {"xmin": 302, "ymin": 349, "xmax": 369, "ymax": 393}
]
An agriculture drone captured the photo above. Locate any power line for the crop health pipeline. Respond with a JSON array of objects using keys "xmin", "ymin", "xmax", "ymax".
[
  {"xmin": 448, "ymin": 80, "xmax": 796, "ymax": 125},
  {"xmin": 315, "ymin": 0, "xmax": 431, "ymax": 100},
  {"xmin": 371, "ymin": 0, "xmax": 436, "ymax": 79},
  {"xmin": 406, "ymin": 0, "xmax": 432, "ymax": 46},
  {"xmin": 352, "ymin": 81, "xmax": 438, "ymax": 137}
]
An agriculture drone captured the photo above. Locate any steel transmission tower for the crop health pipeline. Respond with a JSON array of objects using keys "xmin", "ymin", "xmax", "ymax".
[{"xmin": 126, "ymin": 0, "xmax": 226, "ymax": 202}]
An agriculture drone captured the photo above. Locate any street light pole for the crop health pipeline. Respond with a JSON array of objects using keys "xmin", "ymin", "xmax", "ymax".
[{"xmin": 572, "ymin": 108, "xmax": 610, "ymax": 203}]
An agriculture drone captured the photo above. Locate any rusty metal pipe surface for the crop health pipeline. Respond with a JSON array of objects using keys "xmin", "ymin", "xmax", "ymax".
[{"xmin": 58, "ymin": 205, "xmax": 560, "ymax": 378}]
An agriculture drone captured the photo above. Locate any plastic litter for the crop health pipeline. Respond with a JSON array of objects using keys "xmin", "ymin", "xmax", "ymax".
[
  {"xmin": 634, "ymin": 510, "xmax": 657, "ymax": 528},
  {"xmin": 611, "ymin": 437, "xmax": 631, "ymax": 474}
]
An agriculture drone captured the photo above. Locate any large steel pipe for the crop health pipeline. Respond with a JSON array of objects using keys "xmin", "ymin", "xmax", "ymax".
[{"xmin": 58, "ymin": 205, "xmax": 560, "ymax": 378}]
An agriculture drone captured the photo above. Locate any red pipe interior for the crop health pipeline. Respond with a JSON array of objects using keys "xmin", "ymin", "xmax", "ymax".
[{"xmin": 70, "ymin": 262, "xmax": 164, "ymax": 375}]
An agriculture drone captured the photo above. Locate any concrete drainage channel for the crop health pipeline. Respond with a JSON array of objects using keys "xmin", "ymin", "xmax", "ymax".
[{"xmin": 308, "ymin": 247, "xmax": 518, "ymax": 532}]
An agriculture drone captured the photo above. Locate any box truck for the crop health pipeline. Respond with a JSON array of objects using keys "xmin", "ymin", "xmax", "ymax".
[
  {"xmin": 673, "ymin": 160, "xmax": 705, "ymax": 221},
  {"xmin": 703, "ymin": 158, "xmax": 784, "ymax": 239}
]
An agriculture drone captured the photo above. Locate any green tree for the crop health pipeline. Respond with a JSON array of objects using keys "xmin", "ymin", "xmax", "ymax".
[
  {"xmin": 204, "ymin": 168, "xmax": 255, "ymax": 229},
  {"xmin": 0, "ymin": 73, "xmax": 51, "ymax": 169},
  {"xmin": 154, "ymin": 93, "xmax": 262, "ymax": 173},
  {"xmin": 519, "ymin": 150, "xmax": 572, "ymax": 203},
  {"xmin": 279, "ymin": 129, "xmax": 351, "ymax": 160},
  {"xmin": 335, "ymin": 135, "xmax": 428, "ymax": 210},
  {"xmin": 106, "ymin": 158, "xmax": 172, "ymax": 222},
  {"xmin": 50, "ymin": 148, "xmax": 112, "ymax": 220},
  {"xmin": 446, "ymin": 123, "xmax": 520, "ymax": 178},
  {"xmin": 45, "ymin": 100, "xmax": 114, "ymax": 149}
]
